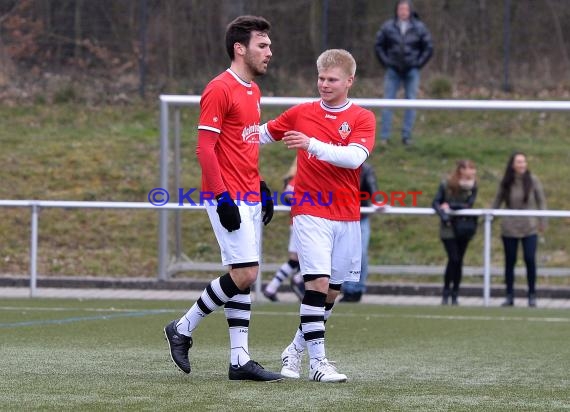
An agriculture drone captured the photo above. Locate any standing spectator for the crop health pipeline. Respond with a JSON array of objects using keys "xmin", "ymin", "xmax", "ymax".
[
  {"xmin": 492, "ymin": 152, "xmax": 547, "ymax": 307},
  {"xmin": 374, "ymin": 0, "xmax": 433, "ymax": 146},
  {"xmin": 340, "ymin": 161, "xmax": 379, "ymax": 303},
  {"xmin": 432, "ymin": 160, "xmax": 478, "ymax": 306}
]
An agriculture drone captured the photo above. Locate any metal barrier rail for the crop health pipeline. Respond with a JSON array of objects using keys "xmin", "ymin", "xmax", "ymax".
[
  {"xmin": 159, "ymin": 95, "xmax": 570, "ymax": 111},
  {"xmin": 1, "ymin": 199, "xmax": 568, "ymax": 306},
  {"xmin": 158, "ymin": 95, "xmax": 570, "ymax": 305}
]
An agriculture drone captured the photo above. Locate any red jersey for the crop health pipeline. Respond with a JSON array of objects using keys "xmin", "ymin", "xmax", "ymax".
[
  {"xmin": 198, "ymin": 69, "xmax": 261, "ymax": 201},
  {"xmin": 266, "ymin": 100, "xmax": 376, "ymax": 221}
]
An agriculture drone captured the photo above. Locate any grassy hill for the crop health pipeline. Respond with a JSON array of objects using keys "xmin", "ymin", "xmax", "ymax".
[{"xmin": 1, "ymin": 102, "xmax": 569, "ymax": 285}]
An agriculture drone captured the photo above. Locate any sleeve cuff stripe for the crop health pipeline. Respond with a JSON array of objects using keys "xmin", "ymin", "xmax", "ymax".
[
  {"xmin": 348, "ymin": 143, "xmax": 370, "ymax": 157},
  {"xmin": 198, "ymin": 125, "xmax": 221, "ymax": 133},
  {"xmin": 261, "ymin": 124, "xmax": 276, "ymax": 141}
]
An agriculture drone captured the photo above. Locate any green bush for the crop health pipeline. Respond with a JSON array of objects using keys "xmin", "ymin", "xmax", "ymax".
[
  {"xmin": 428, "ymin": 75, "xmax": 453, "ymax": 98},
  {"xmin": 53, "ymin": 84, "xmax": 78, "ymax": 104}
]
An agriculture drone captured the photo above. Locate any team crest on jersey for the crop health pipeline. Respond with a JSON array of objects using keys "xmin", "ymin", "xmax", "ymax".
[{"xmin": 338, "ymin": 121, "xmax": 351, "ymax": 139}]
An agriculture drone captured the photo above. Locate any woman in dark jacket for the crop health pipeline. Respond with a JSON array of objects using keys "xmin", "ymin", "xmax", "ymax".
[
  {"xmin": 432, "ymin": 160, "xmax": 478, "ymax": 305},
  {"xmin": 492, "ymin": 152, "xmax": 547, "ymax": 307}
]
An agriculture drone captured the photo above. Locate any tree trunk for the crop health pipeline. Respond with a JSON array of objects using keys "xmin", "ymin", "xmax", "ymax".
[
  {"xmin": 545, "ymin": 0, "xmax": 570, "ymax": 81},
  {"xmin": 74, "ymin": 0, "xmax": 83, "ymax": 59},
  {"xmin": 0, "ymin": 37, "xmax": 16, "ymax": 86},
  {"xmin": 166, "ymin": 1, "xmax": 174, "ymax": 79}
]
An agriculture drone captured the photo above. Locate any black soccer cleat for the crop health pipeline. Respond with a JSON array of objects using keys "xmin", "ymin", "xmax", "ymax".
[
  {"xmin": 228, "ymin": 360, "xmax": 283, "ymax": 382},
  {"xmin": 263, "ymin": 289, "xmax": 279, "ymax": 302},
  {"xmin": 164, "ymin": 320, "xmax": 193, "ymax": 374}
]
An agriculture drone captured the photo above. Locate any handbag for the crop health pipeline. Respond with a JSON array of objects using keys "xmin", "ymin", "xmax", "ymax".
[{"xmin": 452, "ymin": 216, "xmax": 478, "ymax": 239}]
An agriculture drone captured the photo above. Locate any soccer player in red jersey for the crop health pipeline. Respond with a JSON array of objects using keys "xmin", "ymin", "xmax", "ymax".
[
  {"xmin": 164, "ymin": 15, "xmax": 282, "ymax": 382},
  {"xmin": 260, "ymin": 49, "xmax": 376, "ymax": 382}
]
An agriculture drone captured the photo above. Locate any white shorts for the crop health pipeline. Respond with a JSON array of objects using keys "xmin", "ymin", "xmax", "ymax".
[
  {"xmin": 206, "ymin": 202, "xmax": 261, "ymax": 266},
  {"xmin": 288, "ymin": 225, "xmax": 297, "ymax": 254},
  {"xmin": 292, "ymin": 215, "xmax": 361, "ymax": 286}
]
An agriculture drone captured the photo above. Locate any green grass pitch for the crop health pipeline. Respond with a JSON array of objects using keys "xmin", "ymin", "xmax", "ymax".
[{"xmin": 1, "ymin": 298, "xmax": 569, "ymax": 411}]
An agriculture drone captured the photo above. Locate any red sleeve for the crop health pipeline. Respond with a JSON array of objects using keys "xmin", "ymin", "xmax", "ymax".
[
  {"xmin": 196, "ymin": 129, "xmax": 226, "ymax": 196},
  {"xmin": 198, "ymin": 80, "xmax": 229, "ymax": 133},
  {"xmin": 266, "ymin": 105, "xmax": 302, "ymax": 141},
  {"xmin": 348, "ymin": 109, "xmax": 376, "ymax": 154}
]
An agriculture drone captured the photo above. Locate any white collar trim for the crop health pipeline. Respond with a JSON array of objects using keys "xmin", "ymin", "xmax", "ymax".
[
  {"xmin": 320, "ymin": 100, "xmax": 352, "ymax": 112},
  {"xmin": 226, "ymin": 69, "xmax": 251, "ymax": 87}
]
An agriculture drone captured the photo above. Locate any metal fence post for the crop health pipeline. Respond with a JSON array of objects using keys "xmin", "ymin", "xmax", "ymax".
[
  {"xmin": 29, "ymin": 204, "xmax": 39, "ymax": 298},
  {"xmin": 158, "ymin": 98, "xmax": 170, "ymax": 280},
  {"xmin": 483, "ymin": 211, "xmax": 493, "ymax": 306},
  {"xmin": 174, "ymin": 108, "xmax": 182, "ymax": 261},
  {"xmin": 255, "ymin": 220, "xmax": 263, "ymax": 302}
]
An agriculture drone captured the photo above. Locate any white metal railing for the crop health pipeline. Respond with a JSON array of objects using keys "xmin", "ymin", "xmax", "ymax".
[
  {"xmin": 160, "ymin": 95, "xmax": 570, "ymax": 111},
  {"xmin": 1, "ymin": 199, "xmax": 568, "ymax": 306},
  {"xmin": 158, "ymin": 95, "xmax": 570, "ymax": 291}
]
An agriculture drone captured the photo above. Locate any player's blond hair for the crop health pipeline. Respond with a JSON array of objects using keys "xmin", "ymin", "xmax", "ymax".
[{"xmin": 316, "ymin": 49, "xmax": 356, "ymax": 77}]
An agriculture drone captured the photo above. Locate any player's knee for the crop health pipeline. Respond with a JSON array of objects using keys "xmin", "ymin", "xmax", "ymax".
[
  {"xmin": 304, "ymin": 274, "xmax": 329, "ymax": 293},
  {"xmin": 230, "ymin": 262, "xmax": 259, "ymax": 287}
]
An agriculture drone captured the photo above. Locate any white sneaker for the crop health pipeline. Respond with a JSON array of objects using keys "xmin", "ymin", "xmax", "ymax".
[
  {"xmin": 309, "ymin": 359, "xmax": 347, "ymax": 383},
  {"xmin": 280, "ymin": 345, "xmax": 303, "ymax": 379}
]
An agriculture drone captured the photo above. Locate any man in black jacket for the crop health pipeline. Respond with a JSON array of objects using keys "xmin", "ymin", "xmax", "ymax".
[{"xmin": 375, "ymin": 0, "xmax": 433, "ymax": 146}]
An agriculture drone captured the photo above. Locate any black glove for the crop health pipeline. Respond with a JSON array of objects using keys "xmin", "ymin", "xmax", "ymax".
[
  {"xmin": 260, "ymin": 181, "xmax": 274, "ymax": 226},
  {"xmin": 216, "ymin": 192, "xmax": 241, "ymax": 232}
]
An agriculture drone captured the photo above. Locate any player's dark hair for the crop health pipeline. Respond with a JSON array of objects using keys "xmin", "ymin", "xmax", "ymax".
[
  {"xmin": 500, "ymin": 151, "xmax": 533, "ymax": 207},
  {"xmin": 225, "ymin": 15, "xmax": 271, "ymax": 60}
]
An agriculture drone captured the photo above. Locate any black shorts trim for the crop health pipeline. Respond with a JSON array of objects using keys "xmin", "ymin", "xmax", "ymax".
[
  {"xmin": 328, "ymin": 283, "xmax": 342, "ymax": 291},
  {"xmin": 231, "ymin": 261, "xmax": 259, "ymax": 269},
  {"xmin": 303, "ymin": 274, "xmax": 330, "ymax": 282}
]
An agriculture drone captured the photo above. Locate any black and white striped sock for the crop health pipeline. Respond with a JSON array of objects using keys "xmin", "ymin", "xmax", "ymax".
[
  {"xmin": 291, "ymin": 300, "xmax": 336, "ymax": 351},
  {"xmin": 300, "ymin": 290, "xmax": 327, "ymax": 368},
  {"xmin": 225, "ymin": 288, "xmax": 252, "ymax": 366},
  {"xmin": 324, "ymin": 301, "xmax": 335, "ymax": 322},
  {"xmin": 265, "ymin": 259, "xmax": 300, "ymax": 294},
  {"xmin": 176, "ymin": 273, "xmax": 240, "ymax": 336}
]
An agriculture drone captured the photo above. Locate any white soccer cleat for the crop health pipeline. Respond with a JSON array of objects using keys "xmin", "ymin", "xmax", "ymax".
[
  {"xmin": 309, "ymin": 359, "xmax": 347, "ymax": 383},
  {"xmin": 280, "ymin": 345, "xmax": 303, "ymax": 379}
]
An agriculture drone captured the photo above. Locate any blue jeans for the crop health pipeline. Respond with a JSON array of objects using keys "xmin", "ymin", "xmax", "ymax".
[
  {"xmin": 342, "ymin": 216, "xmax": 371, "ymax": 294},
  {"xmin": 380, "ymin": 67, "xmax": 420, "ymax": 141}
]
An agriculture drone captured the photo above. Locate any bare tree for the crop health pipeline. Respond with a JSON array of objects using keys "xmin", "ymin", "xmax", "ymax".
[{"xmin": 545, "ymin": 0, "xmax": 570, "ymax": 81}]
